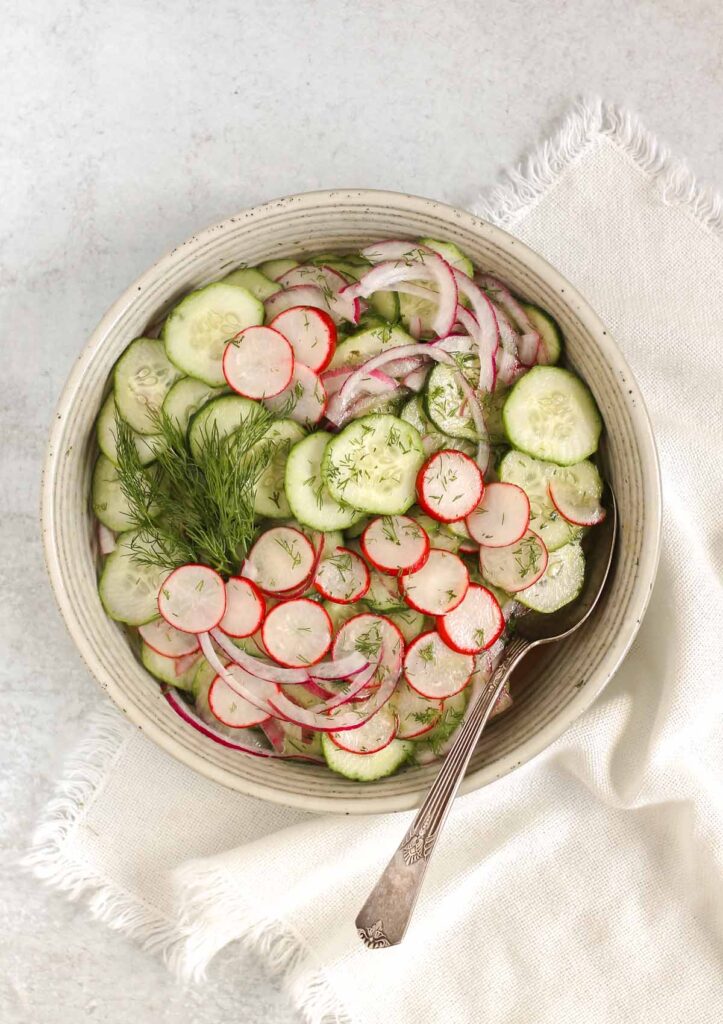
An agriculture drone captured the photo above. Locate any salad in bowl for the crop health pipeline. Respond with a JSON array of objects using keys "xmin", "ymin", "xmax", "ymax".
[{"xmin": 93, "ymin": 237, "xmax": 607, "ymax": 782}]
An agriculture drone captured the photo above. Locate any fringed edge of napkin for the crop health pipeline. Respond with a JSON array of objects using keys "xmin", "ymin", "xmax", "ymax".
[
  {"xmin": 170, "ymin": 860, "xmax": 353, "ymax": 1024},
  {"xmin": 21, "ymin": 707, "xmax": 189, "ymax": 962},
  {"xmin": 472, "ymin": 97, "xmax": 723, "ymax": 238}
]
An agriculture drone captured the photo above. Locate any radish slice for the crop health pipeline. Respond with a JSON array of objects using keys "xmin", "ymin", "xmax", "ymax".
[
  {"xmin": 329, "ymin": 703, "xmax": 397, "ymax": 754},
  {"xmin": 175, "ymin": 650, "xmax": 202, "ymax": 676},
  {"xmin": 479, "ymin": 529, "xmax": 548, "ymax": 592},
  {"xmin": 269, "ymin": 305, "xmax": 337, "ymax": 373},
  {"xmin": 98, "ymin": 523, "xmax": 117, "ymax": 555},
  {"xmin": 400, "ymin": 549, "xmax": 469, "ymax": 615},
  {"xmin": 361, "ymin": 515, "xmax": 430, "ymax": 575},
  {"xmin": 209, "ymin": 670, "xmax": 278, "ymax": 728},
  {"xmin": 416, "ymin": 449, "xmax": 484, "ymax": 523},
  {"xmin": 219, "ymin": 577, "xmax": 265, "ymax": 638},
  {"xmin": 437, "ymin": 584, "xmax": 504, "ymax": 654},
  {"xmin": 332, "ymin": 613, "xmax": 404, "ymax": 689},
  {"xmin": 244, "ymin": 526, "xmax": 316, "ymax": 594},
  {"xmin": 262, "ymin": 599, "xmax": 332, "ymax": 668},
  {"xmin": 276, "ymin": 265, "xmax": 361, "ymax": 324},
  {"xmin": 163, "ymin": 689, "xmax": 324, "ymax": 763},
  {"xmin": 264, "ymin": 284, "xmax": 329, "ymax": 321},
  {"xmin": 314, "ymin": 546, "xmax": 370, "ymax": 604},
  {"xmin": 158, "ymin": 564, "xmax": 226, "ymax": 634},
  {"xmin": 222, "ymin": 326, "xmax": 294, "ymax": 400},
  {"xmin": 262, "ymin": 362, "xmax": 327, "ymax": 427},
  {"xmin": 139, "ymin": 618, "xmax": 201, "ymax": 658},
  {"xmin": 466, "ymin": 481, "xmax": 531, "ymax": 548},
  {"xmin": 548, "ymin": 479, "xmax": 607, "ymax": 526},
  {"xmin": 391, "ymin": 680, "xmax": 443, "ymax": 739},
  {"xmin": 404, "ymin": 630, "xmax": 474, "ymax": 699}
]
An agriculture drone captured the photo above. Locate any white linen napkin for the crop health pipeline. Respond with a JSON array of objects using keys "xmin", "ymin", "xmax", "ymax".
[{"xmin": 26, "ymin": 100, "xmax": 723, "ymax": 1024}]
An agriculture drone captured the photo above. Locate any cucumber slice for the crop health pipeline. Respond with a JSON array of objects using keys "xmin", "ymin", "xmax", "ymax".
[
  {"xmin": 162, "ymin": 378, "xmax": 226, "ymax": 433},
  {"xmin": 323, "ymin": 599, "xmax": 364, "ymax": 634},
  {"xmin": 162, "ymin": 282, "xmax": 264, "ymax": 386},
  {"xmin": 498, "ymin": 450, "xmax": 586, "ymax": 551},
  {"xmin": 92, "ymin": 454, "xmax": 139, "ymax": 532},
  {"xmin": 321, "ymin": 733, "xmax": 413, "ymax": 781},
  {"xmin": 329, "ymin": 322, "xmax": 415, "ymax": 370},
  {"xmin": 187, "ymin": 394, "xmax": 259, "ymax": 460},
  {"xmin": 140, "ymin": 643, "xmax": 200, "ymax": 692},
  {"xmin": 98, "ymin": 530, "xmax": 168, "ymax": 626},
  {"xmin": 114, "ymin": 338, "xmax": 183, "ymax": 434},
  {"xmin": 96, "ymin": 393, "xmax": 160, "ymax": 467},
  {"xmin": 419, "ymin": 237, "xmax": 474, "ymax": 277},
  {"xmin": 257, "ymin": 258, "xmax": 299, "ymax": 280},
  {"xmin": 503, "ymin": 366, "xmax": 602, "ymax": 465},
  {"xmin": 285, "ymin": 431, "xmax": 362, "ymax": 531},
  {"xmin": 521, "ymin": 304, "xmax": 563, "ymax": 364},
  {"xmin": 363, "ymin": 569, "xmax": 408, "ymax": 613},
  {"xmin": 425, "ymin": 364, "xmax": 477, "ymax": 441},
  {"xmin": 407, "ymin": 508, "xmax": 461, "ymax": 552},
  {"xmin": 401, "ymin": 396, "xmax": 477, "ymax": 457},
  {"xmin": 411, "ymin": 687, "xmax": 470, "ymax": 758},
  {"xmin": 223, "ymin": 267, "xmax": 281, "ymax": 301},
  {"xmin": 253, "ymin": 420, "xmax": 306, "ymax": 519},
  {"xmin": 344, "ymin": 515, "xmax": 371, "ymax": 539},
  {"xmin": 369, "ymin": 290, "xmax": 400, "ymax": 321},
  {"xmin": 517, "ymin": 541, "xmax": 585, "ymax": 613},
  {"xmin": 386, "ymin": 606, "xmax": 428, "ymax": 643},
  {"xmin": 322, "ymin": 414, "xmax": 424, "ymax": 515}
]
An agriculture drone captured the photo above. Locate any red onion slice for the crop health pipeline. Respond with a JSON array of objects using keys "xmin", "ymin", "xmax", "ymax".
[{"xmin": 476, "ymin": 273, "xmax": 541, "ymax": 364}]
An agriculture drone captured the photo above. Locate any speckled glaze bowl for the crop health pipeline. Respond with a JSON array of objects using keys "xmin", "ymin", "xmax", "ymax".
[{"xmin": 42, "ymin": 190, "xmax": 661, "ymax": 813}]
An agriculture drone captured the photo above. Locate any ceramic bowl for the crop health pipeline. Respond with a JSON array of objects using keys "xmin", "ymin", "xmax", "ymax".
[{"xmin": 42, "ymin": 189, "xmax": 661, "ymax": 813}]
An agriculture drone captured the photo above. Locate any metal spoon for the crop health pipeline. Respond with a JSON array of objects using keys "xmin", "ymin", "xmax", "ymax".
[{"xmin": 356, "ymin": 488, "xmax": 617, "ymax": 949}]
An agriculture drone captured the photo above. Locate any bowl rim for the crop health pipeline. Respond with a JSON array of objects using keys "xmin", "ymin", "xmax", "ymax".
[{"xmin": 42, "ymin": 188, "xmax": 662, "ymax": 813}]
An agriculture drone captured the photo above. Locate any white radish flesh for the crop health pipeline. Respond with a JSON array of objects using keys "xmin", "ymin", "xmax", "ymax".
[
  {"xmin": 222, "ymin": 326, "xmax": 294, "ymax": 399},
  {"xmin": 158, "ymin": 564, "xmax": 226, "ymax": 634},
  {"xmin": 262, "ymin": 362, "xmax": 327, "ymax": 427},
  {"xmin": 416, "ymin": 450, "xmax": 484, "ymax": 523},
  {"xmin": 329, "ymin": 703, "xmax": 397, "ymax": 754},
  {"xmin": 314, "ymin": 546, "xmax": 370, "ymax": 604},
  {"xmin": 332, "ymin": 613, "xmax": 404, "ymax": 689},
  {"xmin": 219, "ymin": 577, "xmax": 265, "ymax": 638},
  {"xmin": 269, "ymin": 305, "xmax": 337, "ymax": 373},
  {"xmin": 400, "ymin": 549, "xmax": 469, "ymax": 615},
  {"xmin": 437, "ymin": 584, "xmax": 504, "ymax": 654},
  {"xmin": 209, "ymin": 670, "xmax": 278, "ymax": 728},
  {"xmin": 404, "ymin": 631, "xmax": 474, "ymax": 700},
  {"xmin": 244, "ymin": 527, "xmax": 316, "ymax": 593},
  {"xmin": 391, "ymin": 680, "xmax": 443, "ymax": 739},
  {"xmin": 138, "ymin": 617, "xmax": 201, "ymax": 657},
  {"xmin": 479, "ymin": 529, "xmax": 548, "ymax": 592},
  {"xmin": 466, "ymin": 481, "xmax": 530, "ymax": 548},
  {"xmin": 264, "ymin": 284, "xmax": 329, "ymax": 321},
  {"xmin": 360, "ymin": 515, "xmax": 430, "ymax": 575},
  {"xmin": 262, "ymin": 599, "xmax": 332, "ymax": 668},
  {"xmin": 548, "ymin": 478, "xmax": 607, "ymax": 526}
]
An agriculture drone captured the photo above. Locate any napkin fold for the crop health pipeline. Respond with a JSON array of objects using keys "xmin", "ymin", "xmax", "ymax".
[{"xmin": 26, "ymin": 100, "xmax": 723, "ymax": 1024}]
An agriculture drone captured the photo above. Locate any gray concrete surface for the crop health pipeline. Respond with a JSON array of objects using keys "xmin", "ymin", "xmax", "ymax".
[{"xmin": 1, "ymin": 1, "xmax": 721, "ymax": 1021}]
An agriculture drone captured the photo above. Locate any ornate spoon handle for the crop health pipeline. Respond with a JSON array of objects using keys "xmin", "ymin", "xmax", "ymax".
[{"xmin": 355, "ymin": 636, "xmax": 530, "ymax": 949}]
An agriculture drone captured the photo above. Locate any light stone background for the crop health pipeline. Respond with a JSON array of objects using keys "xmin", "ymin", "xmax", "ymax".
[{"xmin": 2, "ymin": 1, "xmax": 721, "ymax": 1021}]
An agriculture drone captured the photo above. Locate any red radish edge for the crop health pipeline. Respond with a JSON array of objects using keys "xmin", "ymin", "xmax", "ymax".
[
  {"xmin": 261, "ymin": 598, "xmax": 333, "ymax": 668},
  {"xmin": 157, "ymin": 564, "xmax": 227, "ymax": 634},
  {"xmin": 222, "ymin": 326, "xmax": 294, "ymax": 400},
  {"xmin": 313, "ymin": 546, "xmax": 371, "ymax": 604},
  {"xmin": 466, "ymin": 481, "xmax": 530, "ymax": 548},
  {"xmin": 548, "ymin": 480, "xmax": 607, "ymax": 527},
  {"xmin": 415, "ymin": 449, "xmax": 484, "ymax": 523},
  {"xmin": 360, "ymin": 516, "xmax": 431, "ymax": 576},
  {"xmin": 219, "ymin": 576, "xmax": 266, "ymax": 638},
  {"xmin": 269, "ymin": 305, "xmax": 337, "ymax": 373},
  {"xmin": 436, "ymin": 584, "xmax": 505, "ymax": 654}
]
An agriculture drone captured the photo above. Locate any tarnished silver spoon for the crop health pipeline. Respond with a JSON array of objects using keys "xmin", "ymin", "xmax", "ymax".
[{"xmin": 356, "ymin": 488, "xmax": 617, "ymax": 949}]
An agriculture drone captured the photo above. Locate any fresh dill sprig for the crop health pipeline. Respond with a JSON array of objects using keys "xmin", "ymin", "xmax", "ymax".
[{"xmin": 114, "ymin": 404, "xmax": 276, "ymax": 576}]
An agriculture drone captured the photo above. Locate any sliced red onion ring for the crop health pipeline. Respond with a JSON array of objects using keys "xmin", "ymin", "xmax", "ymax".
[
  {"xmin": 210, "ymin": 628, "xmax": 310, "ymax": 684},
  {"xmin": 408, "ymin": 314, "xmax": 422, "ymax": 340},
  {"xmin": 476, "ymin": 273, "xmax": 541, "ymax": 364},
  {"xmin": 309, "ymin": 650, "xmax": 369, "ymax": 679},
  {"xmin": 402, "ymin": 365, "xmax": 429, "ymax": 392},
  {"xmin": 199, "ymin": 633, "xmax": 278, "ymax": 716},
  {"xmin": 268, "ymin": 646, "xmax": 399, "ymax": 732},
  {"xmin": 360, "ymin": 240, "xmax": 433, "ymax": 263},
  {"xmin": 452, "ymin": 273, "xmax": 499, "ymax": 391},
  {"xmin": 163, "ymin": 689, "xmax": 324, "ymax": 762},
  {"xmin": 342, "ymin": 252, "xmax": 457, "ymax": 336}
]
